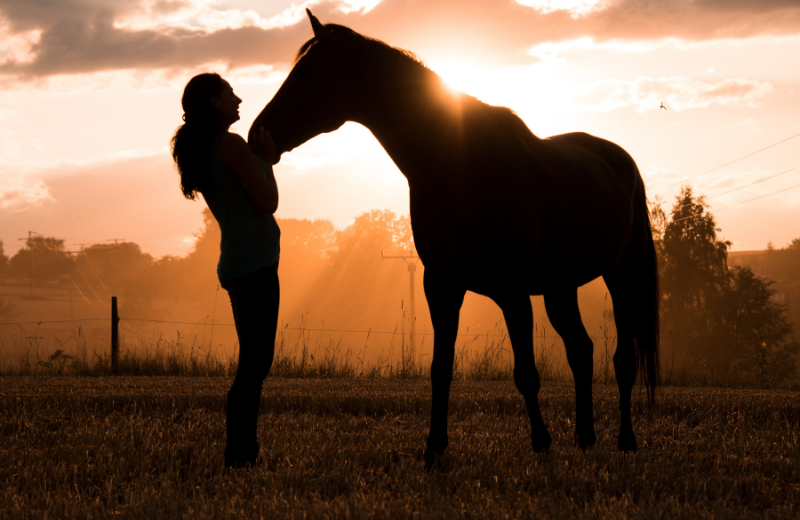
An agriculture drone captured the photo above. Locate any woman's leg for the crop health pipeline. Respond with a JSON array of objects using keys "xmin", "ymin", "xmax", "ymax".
[{"xmin": 221, "ymin": 263, "xmax": 280, "ymax": 467}]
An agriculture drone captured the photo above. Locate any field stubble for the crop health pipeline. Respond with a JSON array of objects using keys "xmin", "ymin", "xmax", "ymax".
[{"xmin": 1, "ymin": 377, "xmax": 798, "ymax": 519}]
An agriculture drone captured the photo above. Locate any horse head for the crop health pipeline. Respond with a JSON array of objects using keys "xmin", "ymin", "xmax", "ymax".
[{"xmin": 250, "ymin": 10, "xmax": 365, "ymax": 164}]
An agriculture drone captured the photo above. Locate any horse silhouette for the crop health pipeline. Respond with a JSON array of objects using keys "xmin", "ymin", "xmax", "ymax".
[{"xmin": 252, "ymin": 10, "xmax": 659, "ymax": 469}]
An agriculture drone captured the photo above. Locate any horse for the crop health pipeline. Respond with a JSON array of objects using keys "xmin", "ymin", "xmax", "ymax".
[{"xmin": 252, "ymin": 10, "xmax": 659, "ymax": 468}]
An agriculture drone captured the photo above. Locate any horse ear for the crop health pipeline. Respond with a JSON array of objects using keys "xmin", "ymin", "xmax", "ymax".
[{"xmin": 306, "ymin": 9, "xmax": 327, "ymax": 41}]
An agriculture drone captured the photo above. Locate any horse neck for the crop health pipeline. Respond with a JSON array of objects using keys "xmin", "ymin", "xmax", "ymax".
[{"xmin": 354, "ymin": 72, "xmax": 468, "ymax": 181}]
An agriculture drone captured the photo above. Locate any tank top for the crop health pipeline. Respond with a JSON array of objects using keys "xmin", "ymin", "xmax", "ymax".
[{"xmin": 201, "ymin": 134, "xmax": 280, "ymax": 280}]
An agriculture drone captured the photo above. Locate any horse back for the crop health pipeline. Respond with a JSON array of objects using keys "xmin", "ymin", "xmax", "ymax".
[
  {"xmin": 409, "ymin": 127, "xmax": 637, "ymax": 290},
  {"xmin": 544, "ymin": 132, "xmax": 641, "ymax": 204}
]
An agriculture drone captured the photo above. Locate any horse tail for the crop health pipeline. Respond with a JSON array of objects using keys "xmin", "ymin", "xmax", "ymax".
[{"xmin": 636, "ymin": 183, "xmax": 660, "ymax": 405}]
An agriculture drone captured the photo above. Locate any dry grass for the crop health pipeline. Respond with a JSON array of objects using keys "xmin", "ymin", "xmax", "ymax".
[
  {"xmin": 4, "ymin": 319, "xmax": 797, "ymax": 389},
  {"xmin": 1, "ymin": 377, "xmax": 798, "ymax": 519}
]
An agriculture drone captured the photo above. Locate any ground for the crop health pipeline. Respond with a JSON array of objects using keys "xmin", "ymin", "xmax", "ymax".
[{"xmin": 1, "ymin": 377, "xmax": 798, "ymax": 519}]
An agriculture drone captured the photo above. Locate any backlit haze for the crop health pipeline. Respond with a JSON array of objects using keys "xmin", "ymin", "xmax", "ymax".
[
  {"xmin": 2, "ymin": 0, "xmax": 800, "ymax": 369},
  {"xmin": 2, "ymin": 0, "xmax": 799, "ymax": 256}
]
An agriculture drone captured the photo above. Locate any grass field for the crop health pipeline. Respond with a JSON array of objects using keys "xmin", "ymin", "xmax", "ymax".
[{"xmin": 1, "ymin": 377, "xmax": 798, "ymax": 519}]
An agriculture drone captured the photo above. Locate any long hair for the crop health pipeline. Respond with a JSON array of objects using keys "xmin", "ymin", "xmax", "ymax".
[{"xmin": 170, "ymin": 73, "xmax": 224, "ymax": 200}]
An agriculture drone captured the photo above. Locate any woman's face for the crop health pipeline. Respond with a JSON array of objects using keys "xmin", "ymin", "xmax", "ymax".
[{"xmin": 211, "ymin": 80, "xmax": 242, "ymax": 128}]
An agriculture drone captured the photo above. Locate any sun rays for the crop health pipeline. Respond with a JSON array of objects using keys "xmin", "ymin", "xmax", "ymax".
[{"xmin": 428, "ymin": 58, "xmax": 481, "ymax": 95}]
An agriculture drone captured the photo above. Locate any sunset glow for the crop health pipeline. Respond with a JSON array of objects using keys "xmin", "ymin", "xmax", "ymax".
[
  {"xmin": 2, "ymin": 3, "xmax": 800, "ymax": 513},
  {"xmin": 429, "ymin": 58, "xmax": 484, "ymax": 95},
  {"xmin": 0, "ymin": 0, "xmax": 798, "ymax": 257}
]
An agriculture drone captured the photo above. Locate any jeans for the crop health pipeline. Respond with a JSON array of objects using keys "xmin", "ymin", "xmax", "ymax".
[{"xmin": 219, "ymin": 262, "xmax": 279, "ymax": 467}]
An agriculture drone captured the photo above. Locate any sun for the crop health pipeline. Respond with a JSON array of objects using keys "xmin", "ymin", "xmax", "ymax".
[
  {"xmin": 428, "ymin": 58, "xmax": 483, "ymax": 96},
  {"xmin": 425, "ymin": 58, "xmax": 513, "ymax": 106}
]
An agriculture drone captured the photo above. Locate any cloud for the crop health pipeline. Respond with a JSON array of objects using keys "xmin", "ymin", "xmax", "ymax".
[
  {"xmin": 516, "ymin": 0, "xmax": 606, "ymax": 18},
  {"xmin": 113, "ymin": 0, "xmax": 313, "ymax": 33},
  {"xmin": 0, "ymin": 0, "xmax": 799, "ymax": 80},
  {"xmin": 574, "ymin": 76, "xmax": 774, "ymax": 112},
  {"xmin": 0, "ymin": 152, "xmax": 206, "ymax": 257},
  {"xmin": 0, "ymin": 172, "xmax": 52, "ymax": 209},
  {"xmin": 0, "ymin": 0, "xmax": 317, "ymax": 79},
  {"xmin": 0, "ymin": 146, "xmax": 173, "ymax": 210},
  {"xmin": 526, "ymin": 36, "xmax": 669, "ymax": 61},
  {"xmin": 0, "ymin": 137, "xmax": 409, "ymax": 257}
]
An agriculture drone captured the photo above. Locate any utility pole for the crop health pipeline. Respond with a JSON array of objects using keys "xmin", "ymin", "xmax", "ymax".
[
  {"xmin": 63, "ymin": 250, "xmax": 82, "ymax": 323},
  {"xmin": 111, "ymin": 296, "xmax": 119, "ymax": 373},
  {"xmin": 382, "ymin": 246, "xmax": 420, "ymax": 363}
]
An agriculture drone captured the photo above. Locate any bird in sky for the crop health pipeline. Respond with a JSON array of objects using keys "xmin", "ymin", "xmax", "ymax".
[{"xmin": 660, "ymin": 101, "xmax": 667, "ymax": 110}]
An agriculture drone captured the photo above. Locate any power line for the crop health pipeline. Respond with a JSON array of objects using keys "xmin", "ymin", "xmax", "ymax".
[
  {"xmin": 672, "ymin": 179, "xmax": 800, "ymax": 223},
  {"xmin": 0, "ymin": 319, "xmax": 106, "ymax": 325},
  {"xmin": 122, "ymin": 318, "xmax": 230, "ymax": 326},
  {"xmin": 675, "ymin": 164, "xmax": 800, "ymax": 211},
  {"xmin": 12, "ymin": 234, "xmax": 188, "ymax": 255},
  {"xmin": 652, "ymin": 131, "xmax": 800, "ymax": 193},
  {"xmin": 79, "ymin": 249, "xmax": 113, "ymax": 299},
  {"xmin": 35, "ymin": 240, "xmax": 105, "ymax": 316},
  {"xmin": 337, "ymin": 290, "xmax": 398, "ymax": 332},
  {"xmin": 704, "ymin": 165, "xmax": 800, "ymax": 202},
  {"xmin": 712, "ymin": 180, "xmax": 800, "ymax": 212},
  {"xmin": 0, "ymin": 318, "xmax": 793, "ymax": 341}
]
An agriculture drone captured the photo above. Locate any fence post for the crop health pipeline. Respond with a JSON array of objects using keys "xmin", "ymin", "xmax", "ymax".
[{"xmin": 111, "ymin": 296, "xmax": 119, "ymax": 373}]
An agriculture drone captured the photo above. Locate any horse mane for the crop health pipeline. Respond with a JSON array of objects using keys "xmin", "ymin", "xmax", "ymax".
[
  {"xmin": 295, "ymin": 24, "xmax": 423, "ymax": 65},
  {"xmin": 296, "ymin": 24, "xmax": 539, "ymax": 141}
]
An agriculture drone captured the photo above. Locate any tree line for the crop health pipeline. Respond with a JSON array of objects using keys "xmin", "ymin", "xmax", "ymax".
[
  {"xmin": 652, "ymin": 186, "xmax": 797, "ymax": 382},
  {"xmin": 0, "ymin": 209, "xmax": 416, "ymax": 336},
  {"xmin": 0, "ymin": 185, "xmax": 797, "ymax": 381}
]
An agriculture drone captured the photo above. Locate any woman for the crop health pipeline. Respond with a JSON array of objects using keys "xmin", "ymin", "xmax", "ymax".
[{"xmin": 171, "ymin": 73, "xmax": 280, "ymax": 468}]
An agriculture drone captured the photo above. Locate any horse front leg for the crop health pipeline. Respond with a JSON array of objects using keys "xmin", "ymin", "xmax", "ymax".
[
  {"xmin": 423, "ymin": 268, "xmax": 466, "ymax": 471},
  {"xmin": 493, "ymin": 292, "xmax": 551, "ymax": 453},
  {"xmin": 545, "ymin": 290, "xmax": 597, "ymax": 450}
]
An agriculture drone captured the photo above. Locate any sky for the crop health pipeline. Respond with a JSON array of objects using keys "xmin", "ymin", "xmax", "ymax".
[{"xmin": 1, "ymin": 0, "xmax": 800, "ymax": 258}]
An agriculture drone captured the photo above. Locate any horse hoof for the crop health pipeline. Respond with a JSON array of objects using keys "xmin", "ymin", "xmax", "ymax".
[
  {"xmin": 425, "ymin": 434, "xmax": 448, "ymax": 471},
  {"xmin": 574, "ymin": 430, "xmax": 597, "ymax": 451},
  {"xmin": 617, "ymin": 434, "xmax": 638, "ymax": 453},
  {"xmin": 424, "ymin": 448, "xmax": 445, "ymax": 472},
  {"xmin": 532, "ymin": 431, "xmax": 552, "ymax": 453}
]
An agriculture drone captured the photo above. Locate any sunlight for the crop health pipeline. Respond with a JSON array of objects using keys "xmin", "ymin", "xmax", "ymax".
[
  {"xmin": 424, "ymin": 57, "xmax": 577, "ymax": 138},
  {"xmin": 428, "ymin": 58, "xmax": 483, "ymax": 96},
  {"xmin": 516, "ymin": 0, "xmax": 604, "ymax": 17}
]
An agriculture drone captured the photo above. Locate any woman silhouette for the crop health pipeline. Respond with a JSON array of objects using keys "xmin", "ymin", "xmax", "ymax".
[{"xmin": 171, "ymin": 73, "xmax": 280, "ymax": 468}]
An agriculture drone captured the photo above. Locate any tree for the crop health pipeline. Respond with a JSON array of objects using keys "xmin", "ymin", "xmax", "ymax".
[
  {"xmin": 9, "ymin": 236, "xmax": 71, "ymax": 284},
  {"xmin": 0, "ymin": 240, "xmax": 15, "ymax": 320},
  {"xmin": 74, "ymin": 242, "xmax": 154, "ymax": 296},
  {"xmin": 279, "ymin": 217, "xmax": 337, "ymax": 260},
  {"xmin": 321, "ymin": 210, "xmax": 414, "ymax": 293},
  {"xmin": 659, "ymin": 186, "xmax": 730, "ymax": 336},
  {"xmin": 657, "ymin": 185, "xmax": 794, "ymax": 378},
  {"xmin": 763, "ymin": 238, "xmax": 800, "ymax": 328},
  {"xmin": 0, "ymin": 240, "xmax": 8, "ymax": 280},
  {"xmin": 648, "ymin": 195, "xmax": 667, "ymax": 258},
  {"xmin": 721, "ymin": 266, "xmax": 794, "ymax": 367},
  {"xmin": 286, "ymin": 210, "xmax": 415, "ymax": 329},
  {"xmin": 731, "ymin": 236, "xmax": 800, "ymax": 343}
]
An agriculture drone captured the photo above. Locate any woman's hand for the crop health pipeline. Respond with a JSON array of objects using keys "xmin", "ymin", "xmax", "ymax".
[
  {"xmin": 248, "ymin": 126, "xmax": 276, "ymax": 164},
  {"xmin": 220, "ymin": 132, "xmax": 279, "ymax": 214}
]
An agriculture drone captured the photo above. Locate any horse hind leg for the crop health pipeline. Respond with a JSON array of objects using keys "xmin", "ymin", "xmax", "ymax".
[
  {"xmin": 604, "ymin": 224, "xmax": 660, "ymax": 452},
  {"xmin": 423, "ymin": 268, "xmax": 466, "ymax": 470},
  {"xmin": 544, "ymin": 289, "xmax": 596, "ymax": 450},
  {"xmin": 603, "ymin": 275, "xmax": 639, "ymax": 452},
  {"xmin": 493, "ymin": 293, "xmax": 551, "ymax": 453}
]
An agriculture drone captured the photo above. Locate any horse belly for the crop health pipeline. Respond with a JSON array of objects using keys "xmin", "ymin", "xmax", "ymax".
[
  {"xmin": 409, "ymin": 152, "xmax": 632, "ymax": 291},
  {"xmin": 534, "ymin": 156, "xmax": 633, "ymax": 284}
]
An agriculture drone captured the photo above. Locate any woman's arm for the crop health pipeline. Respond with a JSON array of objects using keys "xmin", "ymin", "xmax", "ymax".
[{"xmin": 218, "ymin": 130, "xmax": 279, "ymax": 214}]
